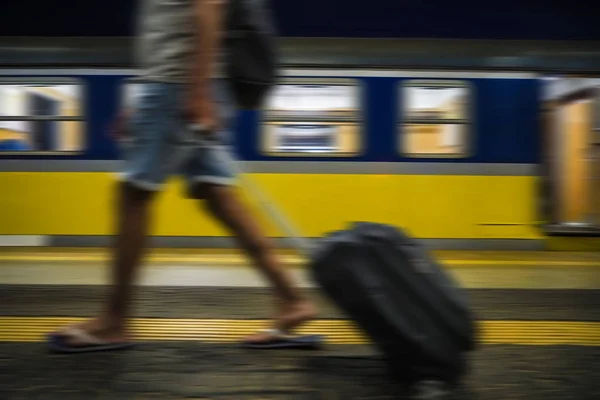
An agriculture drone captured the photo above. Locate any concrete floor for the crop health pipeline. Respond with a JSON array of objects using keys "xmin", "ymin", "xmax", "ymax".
[
  {"xmin": 1, "ymin": 261, "xmax": 599, "ymax": 289},
  {"xmin": 0, "ymin": 249, "xmax": 598, "ymax": 399}
]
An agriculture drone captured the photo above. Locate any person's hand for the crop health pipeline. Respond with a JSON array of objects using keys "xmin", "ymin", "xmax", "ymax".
[
  {"xmin": 185, "ymin": 87, "xmax": 218, "ymax": 136},
  {"xmin": 108, "ymin": 109, "xmax": 131, "ymax": 141}
]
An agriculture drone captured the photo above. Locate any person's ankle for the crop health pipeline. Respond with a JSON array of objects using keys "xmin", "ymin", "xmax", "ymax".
[
  {"xmin": 99, "ymin": 311, "xmax": 127, "ymax": 331},
  {"xmin": 283, "ymin": 293, "xmax": 306, "ymax": 305}
]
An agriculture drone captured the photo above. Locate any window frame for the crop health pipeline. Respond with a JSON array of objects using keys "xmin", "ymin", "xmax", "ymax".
[
  {"xmin": 0, "ymin": 77, "xmax": 87, "ymax": 155},
  {"xmin": 398, "ymin": 79, "xmax": 473, "ymax": 158},
  {"xmin": 261, "ymin": 77, "xmax": 364, "ymax": 158}
]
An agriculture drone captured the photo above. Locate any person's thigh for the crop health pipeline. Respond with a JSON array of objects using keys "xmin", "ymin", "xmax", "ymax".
[
  {"xmin": 118, "ymin": 82, "xmax": 189, "ymax": 191},
  {"xmin": 183, "ymin": 78, "xmax": 239, "ymax": 198}
]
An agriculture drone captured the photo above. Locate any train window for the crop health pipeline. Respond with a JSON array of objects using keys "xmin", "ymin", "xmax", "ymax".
[
  {"xmin": 0, "ymin": 79, "xmax": 84, "ymax": 153},
  {"xmin": 266, "ymin": 84, "xmax": 358, "ymax": 113},
  {"xmin": 399, "ymin": 80, "xmax": 470, "ymax": 157},
  {"xmin": 261, "ymin": 78, "xmax": 362, "ymax": 156},
  {"xmin": 270, "ymin": 124, "xmax": 339, "ymax": 153}
]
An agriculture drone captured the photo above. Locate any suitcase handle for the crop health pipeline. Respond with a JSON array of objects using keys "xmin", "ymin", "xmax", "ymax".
[{"xmin": 352, "ymin": 222, "xmax": 414, "ymax": 244}]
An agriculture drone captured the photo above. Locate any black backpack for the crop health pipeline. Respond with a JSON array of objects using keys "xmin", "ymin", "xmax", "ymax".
[{"xmin": 224, "ymin": 0, "xmax": 278, "ymax": 110}]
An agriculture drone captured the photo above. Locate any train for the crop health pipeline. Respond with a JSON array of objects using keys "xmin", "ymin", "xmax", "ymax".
[{"xmin": 0, "ymin": 38, "xmax": 598, "ymax": 250}]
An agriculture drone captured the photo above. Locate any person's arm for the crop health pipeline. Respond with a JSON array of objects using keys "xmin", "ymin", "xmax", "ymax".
[{"xmin": 187, "ymin": 0, "xmax": 228, "ymax": 130}]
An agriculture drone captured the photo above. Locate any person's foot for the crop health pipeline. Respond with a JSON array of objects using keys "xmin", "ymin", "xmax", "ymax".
[
  {"xmin": 50, "ymin": 316, "xmax": 129, "ymax": 347},
  {"xmin": 244, "ymin": 299, "xmax": 317, "ymax": 343}
]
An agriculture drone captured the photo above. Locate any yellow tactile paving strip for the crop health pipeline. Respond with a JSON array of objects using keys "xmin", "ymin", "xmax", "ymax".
[
  {"xmin": 0, "ymin": 318, "xmax": 598, "ymax": 346},
  {"xmin": 0, "ymin": 249, "xmax": 599, "ymax": 267}
]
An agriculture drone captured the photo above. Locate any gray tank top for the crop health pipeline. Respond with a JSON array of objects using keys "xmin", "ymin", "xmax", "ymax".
[{"xmin": 135, "ymin": 0, "xmax": 223, "ymax": 83}]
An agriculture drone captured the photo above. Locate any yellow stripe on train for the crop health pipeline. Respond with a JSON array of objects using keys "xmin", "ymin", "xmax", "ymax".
[{"xmin": 0, "ymin": 172, "xmax": 541, "ymax": 239}]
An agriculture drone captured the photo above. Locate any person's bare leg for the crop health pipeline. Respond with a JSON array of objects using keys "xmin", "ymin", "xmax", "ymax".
[
  {"xmin": 53, "ymin": 182, "xmax": 155, "ymax": 345},
  {"xmin": 196, "ymin": 183, "xmax": 316, "ymax": 342}
]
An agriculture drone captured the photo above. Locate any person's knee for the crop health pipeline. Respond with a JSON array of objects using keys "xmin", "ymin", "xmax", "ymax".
[
  {"xmin": 188, "ymin": 182, "xmax": 212, "ymax": 200},
  {"xmin": 120, "ymin": 180, "xmax": 157, "ymax": 206},
  {"xmin": 191, "ymin": 182, "xmax": 236, "ymax": 204}
]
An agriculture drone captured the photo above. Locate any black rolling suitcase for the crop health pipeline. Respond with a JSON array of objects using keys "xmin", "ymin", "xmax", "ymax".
[
  {"xmin": 310, "ymin": 222, "xmax": 477, "ymax": 387},
  {"xmin": 229, "ymin": 153, "xmax": 476, "ymax": 397}
]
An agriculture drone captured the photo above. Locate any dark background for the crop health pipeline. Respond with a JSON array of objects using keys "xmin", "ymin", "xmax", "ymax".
[{"xmin": 0, "ymin": 0, "xmax": 597, "ymax": 40}]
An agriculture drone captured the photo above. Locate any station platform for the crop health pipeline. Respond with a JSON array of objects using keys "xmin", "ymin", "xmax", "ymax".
[{"xmin": 0, "ymin": 249, "xmax": 599, "ymax": 399}]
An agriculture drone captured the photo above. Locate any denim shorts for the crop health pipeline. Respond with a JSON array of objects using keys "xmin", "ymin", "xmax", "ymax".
[{"xmin": 118, "ymin": 80, "xmax": 237, "ymax": 192}]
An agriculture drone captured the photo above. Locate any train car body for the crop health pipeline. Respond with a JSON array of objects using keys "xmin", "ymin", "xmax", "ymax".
[
  {"xmin": 0, "ymin": 38, "xmax": 598, "ymax": 250},
  {"xmin": 0, "ymin": 67, "xmax": 544, "ymax": 249}
]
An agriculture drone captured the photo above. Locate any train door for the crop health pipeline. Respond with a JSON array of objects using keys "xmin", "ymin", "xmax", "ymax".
[
  {"xmin": 592, "ymin": 91, "xmax": 600, "ymax": 226},
  {"xmin": 542, "ymin": 77, "xmax": 600, "ymax": 232},
  {"xmin": 557, "ymin": 99, "xmax": 592, "ymax": 225}
]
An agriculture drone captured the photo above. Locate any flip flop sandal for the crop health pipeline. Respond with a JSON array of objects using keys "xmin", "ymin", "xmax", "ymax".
[
  {"xmin": 47, "ymin": 327, "xmax": 135, "ymax": 354},
  {"xmin": 240, "ymin": 328, "xmax": 324, "ymax": 350}
]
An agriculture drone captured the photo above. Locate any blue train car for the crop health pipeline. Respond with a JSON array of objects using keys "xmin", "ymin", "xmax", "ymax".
[{"xmin": 0, "ymin": 39, "xmax": 598, "ymax": 249}]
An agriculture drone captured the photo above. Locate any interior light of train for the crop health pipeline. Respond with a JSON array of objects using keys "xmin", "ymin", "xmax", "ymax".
[
  {"xmin": 404, "ymin": 86, "xmax": 466, "ymax": 118},
  {"xmin": 266, "ymin": 84, "xmax": 357, "ymax": 111},
  {"xmin": 0, "ymin": 84, "xmax": 80, "ymax": 117}
]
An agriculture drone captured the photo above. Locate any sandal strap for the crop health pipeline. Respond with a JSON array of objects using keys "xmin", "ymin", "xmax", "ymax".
[
  {"xmin": 262, "ymin": 328, "xmax": 289, "ymax": 337},
  {"xmin": 62, "ymin": 327, "xmax": 110, "ymax": 345}
]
